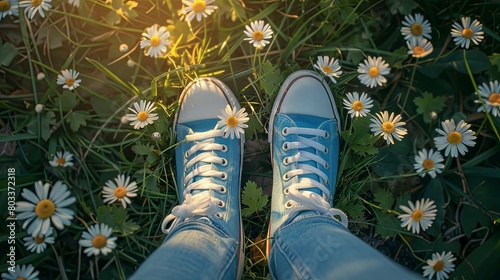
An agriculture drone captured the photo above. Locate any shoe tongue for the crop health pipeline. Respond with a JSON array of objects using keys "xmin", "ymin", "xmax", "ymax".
[{"xmin": 287, "ymin": 114, "xmax": 329, "ymax": 197}]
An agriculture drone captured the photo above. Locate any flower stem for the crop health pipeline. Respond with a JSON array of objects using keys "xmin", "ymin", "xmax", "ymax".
[{"xmin": 463, "ymin": 49, "xmax": 500, "ymax": 142}]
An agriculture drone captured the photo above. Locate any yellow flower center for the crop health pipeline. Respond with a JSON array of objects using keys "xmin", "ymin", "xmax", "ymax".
[
  {"xmin": 411, "ymin": 209, "xmax": 424, "ymax": 221},
  {"xmin": 16, "ymin": 278, "xmax": 27, "ymax": 280},
  {"xmin": 368, "ymin": 67, "xmax": 380, "ymax": 78},
  {"xmin": 31, "ymin": 0, "xmax": 42, "ymax": 7},
  {"xmin": 191, "ymin": 0, "xmax": 206, "ymax": 13},
  {"xmin": 410, "ymin": 23, "xmax": 423, "ymax": 36},
  {"xmin": 114, "ymin": 186, "xmax": 127, "ymax": 199},
  {"xmin": 252, "ymin": 30, "xmax": 264, "ymax": 41},
  {"xmin": 461, "ymin": 28, "xmax": 474, "ymax": 39},
  {"xmin": 92, "ymin": 235, "xmax": 107, "ymax": 249},
  {"xmin": 35, "ymin": 199, "xmax": 56, "ymax": 219},
  {"xmin": 352, "ymin": 101, "xmax": 364, "ymax": 112},
  {"xmin": 226, "ymin": 116, "xmax": 238, "ymax": 128},
  {"xmin": 433, "ymin": 260, "xmax": 445, "ymax": 272},
  {"xmin": 150, "ymin": 35, "xmax": 161, "ymax": 47},
  {"xmin": 56, "ymin": 157, "xmax": 66, "ymax": 166},
  {"xmin": 34, "ymin": 235, "xmax": 45, "ymax": 244},
  {"xmin": 488, "ymin": 93, "xmax": 500, "ymax": 105},
  {"xmin": 423, "ymin": 159, "xmax": 435, "ymax": 170},
  {"xmin": 412, "ymin": 46, "xmax": 425, "ymax": 56},
  {"xmin": 0, "ymin": 1, "xmax": 11, "ymax": 12},
  {"xmin": 322, "ymin": 65, "xmax": 333, "ymax": 75},
  {"xmin": 447, "ymin": 131, "xmax": 462, "ymax": 145},
  {"xmin": 65, "ymin": 78, "xmax": 74, "ymax": 87},
  {"xmin": 381, "ymin": 121, "xmax": 395, "ymax": 133},
  {"xmin": 137, "ymin": 111, "xmax": 149, "ymax": 122}
]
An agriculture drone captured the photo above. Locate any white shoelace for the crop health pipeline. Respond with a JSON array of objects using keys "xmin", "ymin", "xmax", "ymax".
[
  {"xmin": 161, "ymin": 129, "xmax": 227, "ymax": 234},
  {"xmin": 281, "ymin": 127, "xmax": 349, "ymax": 228}
]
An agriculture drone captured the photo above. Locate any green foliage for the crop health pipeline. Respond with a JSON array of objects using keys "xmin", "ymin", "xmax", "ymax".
[
  {"xmin": 97, "ymin": 205, "xmax": 140, "ymax": 236},
  {"xmin": 413, "ymin": 91, "xmax": 446, "ymax": 124},
  {"xmin": 241, "ymin": 181, "xmax": 268, "ymax": 217}
]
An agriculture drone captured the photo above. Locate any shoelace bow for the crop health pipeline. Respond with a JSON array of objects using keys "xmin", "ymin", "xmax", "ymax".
[
  {"xmin": 281, "ymin": 126, "xmax": 348, "ymax": 228},
  {"xmin": 161, "ymin": 129, "xmax": 227, "ymax": 234}
]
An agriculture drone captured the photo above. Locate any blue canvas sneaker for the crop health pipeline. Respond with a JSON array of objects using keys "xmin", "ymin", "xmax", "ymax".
[
  {"xmin": 267, "ymin": 70, "xmax": 348, "ymax": 254},
  {"xmin": 161, "ymin": 77, "xmax": 246, "ymax": 278}
]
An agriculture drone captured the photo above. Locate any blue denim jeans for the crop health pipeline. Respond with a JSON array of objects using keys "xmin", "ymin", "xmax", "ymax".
[{"xmin": 130, "ymin": 213, "xmax": 422, "ymax": 280}]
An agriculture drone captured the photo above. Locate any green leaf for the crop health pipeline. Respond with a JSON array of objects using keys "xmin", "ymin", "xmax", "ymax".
[
  {"xmin": 259, "ymin": 61, "xmax": 283, "ymax": 98},
  {"xmin": 133, "ymin": 142, "xmax": 154, "ymax": 156},
  {"xmin": 241, "ymin": 181, "xmax": 268, "ymax": 217},
  {"xmin": 55, "ymin": 91, "xmax": 79, "ymax": 112},
  {"xmin": 422, "ymin": 179, "xmax": 445, "ymax": 237},
  {"xmin": 342, "ymin": 117, "xmax": 379, "ymax": 156},
  {"xmin": 489, "ymin": 53, "xmax": 500, "ymax": 71},
  {"xmin": 97, "ymin": 205, "xmax": 139, "ymax": 236},
  {"xmin": 413, "ymin": 91, "xmax": 446, "ymax": 123},
  {"xmin": 374, "ymin": 209, "xmax": 400, "ymax": 238},
  {"xmin": 27, "ymin": 111, "xmax": 56, "ymax": 141},
  {"xmin": 65, "ymin": 111, "xmax": 91, "ymax": 132},
  {"xmin": 386, "ymin": 0, "xmax": 418, "ymax": 15},
  {"xmin": 373, "ymin": 188, "xmax": 394, "ymax": 210},
  {"xmin": 450, "ymin": 232, "xmax": 500, "ymax": 280},
  {"xmin": 459, "ymin": 205, "xmax": 490, "ymax": 238},
  {"xmin": 0, "ymin": 42, "xmax": 18, "ymax": 66},
  {"xmin": 420, "ymin": 50, "xmax": 491, "ymax": 78}
]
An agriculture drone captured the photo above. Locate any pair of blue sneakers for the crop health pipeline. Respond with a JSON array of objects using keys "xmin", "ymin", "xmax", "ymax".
[{"xmin": 161, "ymin": 70, "xmax": 348, "ymax": 278}]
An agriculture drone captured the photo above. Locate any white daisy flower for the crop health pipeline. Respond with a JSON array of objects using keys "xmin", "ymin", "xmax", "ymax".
[
  {"xmin": 16, "ymin": 181, "xmax": 75, "ymax": 237},
  {"xmin": 400, "ymin": 13, "xmax": 432, "ymax": 40},
  {"xmin": 126, "ymin": 100, "xmax": 159, "ymax": 129},
  {"xmin": 56, "ymin": 69, "xmax": 81, "ymax": 90},
  {"xmin": 102, "ymin": 174, "xmax": 138, "ymax": 208},
  {"xmin": 451, "ymin": 17, "xmax": 484, "ymax": 49},
  {"xmin": 398, "ymin": 198, "xmax": 437, "ymax": 234},
  {"xmin": 79, "ymin": 223, "xmax": 118, "ymax": 256},
  {"xmin": 475, "ymin": 80, "xmax": 500, "ymax": 117},
  {"xmin": 23, "ymin": 226, "xmax": 55, "ymax": 253},
  {"xmin": 434, "ymin": 119, "xmax": 476, "ymax": 158},
  {"xmin": 407, "ymin": 37, "xmax": 434, "ymax": 58},
  {"xmin": 313, "ymin": 56, "xmax": 342, "ymax": 83},
  {"xmin": 357, "ymin": 56, "xmax": 391, "ymax": 88},
  {"xmin": 0, "ymin": 0, "xmax": 19, "ymax": 19},
  {"xmin": 67, "ymin": 0, "xmax": 79, "ymax": 8},
  {"xmin": 182, "ymin": 0, "xmax": 217, "ymax": 22},
  {"xmin": 343, "ymin": 91, "xmax": 373, "ymax": 118},
  {"xmin": 422, "ymin": 251, "xmax": 457, "ymax": 280},
  {"xmin": 414, "ymin": 148, "xmax": 445, "ymax": 179},
  {"xmin": 49, "ymin": 151, "xmax": 74, "ymax": 168},
  {"xmin": 140, "ymin": 24, "xmax": 171, "ymax": 58},
  {"xmin": 217, "ymin": 105, "xmax": 249, "ymax": 139},
  {"xmin": 1, "ymin": 264, "xmax": 39, "ymax": 280},
  {"xmin": 369, "ymin": 111, "xmax": 407, "ymax": 145},
  {"xmin": 243, "ymin": 20, "xmax": 273, "ymax": 49},
  {"xmin": 19, "ymin": 0, "xmax": 51, "ymax": 20}
]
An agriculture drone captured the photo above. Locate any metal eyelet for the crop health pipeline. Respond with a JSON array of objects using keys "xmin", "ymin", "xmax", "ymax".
[
  {"xmin": 283, "ymin": 173, "xmax": 290, "ymax": 181},
  {"xmin": 324, "ymin": 132, "xmax": 329, "ymax": 139},
  {"xmin": 184, "ymin": 151, "xmax": 190, "ymax": 158},
  {"xmin": 216, "ymin": 213, "xmax": 223, "ymax": 218},
  {"xmin": 285, "ymin": 201, "xmax": 293, "ymax": 209},
  {"xmin": 324, "ymin": 162, "xmax": 329, "ymax": 169},
  {"xmin": 221, "ymin": 158, "xmax": 228, "ymax": 166},
  {"xmin": 217, "ymin": 200, "xmax": 225, "ymax": 208},
  {"xmin": 284, "ymin": 187, "xmax": 289, "ymax": 194},
  {"xmin": 221, "ymin": 145, "xmax": 228, "ymax": 152},
  {"xmin": 282, "ymin": 142, "xmax": 289, "ymax": 151},
  {"xmin": 323, "ymin": 147, "xmax": 328, "ymax": 154},
  {"xmin": 220, "ymin": 173, "xmax": 228, "ymax": 180},
  {"xmin": 219, "ymin": 186, "xmax": 227, "ymax": 193},
  {"xmin": 282, "ymin": 127, "xmax": 289, "ymax": 136},
  {"xmin": 283, "ymin": 157, "xmax": 290, "ymax": 165}
]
